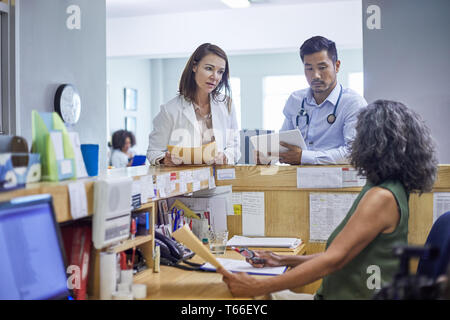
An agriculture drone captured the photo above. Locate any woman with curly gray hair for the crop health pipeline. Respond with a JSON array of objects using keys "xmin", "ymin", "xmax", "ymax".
[{"xmin": 219, "ymin": 100, "xmax": 438, "ymax": 300}]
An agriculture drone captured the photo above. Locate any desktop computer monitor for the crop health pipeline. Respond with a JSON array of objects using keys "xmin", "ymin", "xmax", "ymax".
[{"xmin": 0, "ymin": 194, "xmax": 70, "ymax": 300}]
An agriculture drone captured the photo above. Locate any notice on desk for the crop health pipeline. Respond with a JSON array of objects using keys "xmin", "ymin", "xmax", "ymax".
[
  {"xmin": 216, "ymin": 168, "xmax": 236, "ymax": 180},
  {"xmin": 156, "ymin": 173, "xmax": 170, "ymax": 189},
  {"xmin": 179, "ymin": 181, "xmax": 188, "ymax": 194},
  {"xmin": 297, "ymin": 167, "xmax": 342, "ymax": 188},
  {"xmin": 196, "ymin": 168, "xmax": 210, "ymax": 182},
  {"xmin": 209, "ymin": 176, "xmax": 216, "ymax": 189},
  {"xmin": 140, "ymin": 175, "xmax": 155, "ymax": 202},
  {"xmin": 193, "ymin": 180, "xmax": 201, "ymax": 192},
  {"xmin": 342, "ymin": 168, "xmax": 367, "ymax": 187},
  {"xmin": 297, "ymin": 167, "xmax": 366, "ymax": 189},
  {"xmin": 433, "ymin": 193, "xmax": 450, "ymax": 223},
  {"xmin": 242, "ymin": 192, "xmax": 265, "ymax": 236},
  {"xmin": 68, "ymin": 181, "xmax": 88, "ymax": 220},
  {"xmin": 309, "ymin": 193, "xmax": 358, "ymax": 241},
  {"xmin": 183, "ymin": 170, "xmax": 194, "ymax": 184},
  {"xmin": 232, "ymin": 192, "xmax": 242, "ymax": 215}
]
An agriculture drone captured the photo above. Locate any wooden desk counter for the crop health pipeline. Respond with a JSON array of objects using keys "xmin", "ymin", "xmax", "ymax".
[
  {"xmin": 0, "ymin": 165, "xmax": 212, "ymax": 223},
  {"xmin": 215, "ymin": 164, "xmax": 450, "ymax": 293},
  {"xmin": 135, "ymin": 246, "xmax": 306, "ymax": 300}
]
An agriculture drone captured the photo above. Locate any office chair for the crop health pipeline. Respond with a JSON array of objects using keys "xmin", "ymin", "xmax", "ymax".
[
  {"xmin": 417, "ymin": 211, "xmax": 450, "ymax": 280},
  {"xmin": 373, "ymin": 211, "xmax": 450, "ymax": 299}
]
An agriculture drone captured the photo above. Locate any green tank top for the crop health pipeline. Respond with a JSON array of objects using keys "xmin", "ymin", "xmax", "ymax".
[{"xmin": 315, "ymin": 180, "xmax": 409, "ymax": 300}]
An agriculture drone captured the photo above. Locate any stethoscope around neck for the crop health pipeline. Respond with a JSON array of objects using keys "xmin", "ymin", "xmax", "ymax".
[{"xmin": 296, "ymin": 84, "xmax": 343, "ymax": 126}]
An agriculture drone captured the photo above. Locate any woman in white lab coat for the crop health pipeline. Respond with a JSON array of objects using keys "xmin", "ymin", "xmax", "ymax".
[{"xmin": 147, "ymin": 43, "xmax": 240, "ymax": 166}]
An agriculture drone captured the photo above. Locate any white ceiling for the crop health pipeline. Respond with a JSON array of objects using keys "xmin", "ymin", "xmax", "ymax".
[{"xmin": 106, "ymin": 0, "xmax": 353, "ymax": 18}]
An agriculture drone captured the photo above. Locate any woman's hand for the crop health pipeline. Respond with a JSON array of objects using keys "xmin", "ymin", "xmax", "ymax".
[
  {"xmin": 205, "ymin": 152, "xmax": 228, "ymax": 165},
  {"xmin": 217, "ymin": 267, "xmax": 265, "ymax": 297},
  {"xmin": 127, "ymin": 157, "xmax": 133, "ymax": 167},
  {"xmin": 162, "ymin": 152, "xmax": 183, "ymax": 166},
  {"xmin": 214, "ymin": 152, "xmax": 227, "ymax": 165},
  {"xmin": 246, "ymin": 251, "xmax": 283, "ymax": 268}
]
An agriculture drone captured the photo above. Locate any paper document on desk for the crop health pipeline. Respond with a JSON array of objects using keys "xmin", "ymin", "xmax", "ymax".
[
  {"xmin": 192, "ymin": 185, "xmax": 234, "ymax": 216},
  {"xmin": 68, "ymin": 181, "xmax": 88, "ymax": 220},
  {"xmin": 297, "ymin": 167, "xmax": 342, "ymax": 188},
  {"xmin": 200, "ymin": 258, "xmax": 287, "ymax": 276},
  {"xmin": 309, "ymin": 192, "xmax": 358, "ymax": 241},
  {"xmin": 433, "ymin": 192, "xmax": 450, "ymax": 223},
  {"xmin": 242, "ymin": 192, "xmax": 265, "ymax": 236},
  {"xmin": 297, "ymin": 167, "xmax": 366, "ymax": 189},
  {"xmin": 227, "ymin": 235, "xmax": 302, "ymax": 249},
  {"xmin": 250, "ymin": 129, "xmax": 307, "ymax": 159}
]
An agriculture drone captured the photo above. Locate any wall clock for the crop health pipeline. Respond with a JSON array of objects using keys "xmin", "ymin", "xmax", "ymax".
[{"xmin": 54, "ymin": 84, "xmax": 81, "ymax": 125}]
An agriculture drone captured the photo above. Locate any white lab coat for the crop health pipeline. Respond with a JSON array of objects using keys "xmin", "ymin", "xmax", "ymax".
[{"xmin": 147, "ymin": 94, "xmax": 241, "ymax": 165}]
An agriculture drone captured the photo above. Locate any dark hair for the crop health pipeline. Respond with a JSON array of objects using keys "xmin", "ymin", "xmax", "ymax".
[
  {"xmin": 179, "ymin": 43, "xmax": 232, "ymax": 113},
  {"xmin": 111, "ymin": 130, "xmax": 136, "ymax": 151},
  {"xmin": 350, "ymin": 100, "xmax": 438, "ymax": 193},
  {"xmin": 300, "ymin": 36, "xmax": 338, "ymax": 64}
]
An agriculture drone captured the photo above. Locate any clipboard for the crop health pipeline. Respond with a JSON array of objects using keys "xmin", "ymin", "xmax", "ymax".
[{"xmin": 249, "ymin": 129, "xmax": 307, "ymax": 157}]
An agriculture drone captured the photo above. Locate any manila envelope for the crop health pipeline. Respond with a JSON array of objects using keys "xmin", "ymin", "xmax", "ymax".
[{"xmin": 167, "ymin": 141, "xmax": 217, "ymax": 165}]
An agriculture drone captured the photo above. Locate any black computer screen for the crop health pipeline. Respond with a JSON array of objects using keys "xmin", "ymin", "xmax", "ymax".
[{"xmin": 0, "ymin": 195, "xmax": 69, "ymax": 300}]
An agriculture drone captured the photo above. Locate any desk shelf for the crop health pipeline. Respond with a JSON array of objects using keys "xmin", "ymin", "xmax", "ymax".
[
  {"xmin": 134, "ymin": 201, "xmax": 155, "ymax": 212},
  {"xmin": 110, "ymin": 235, "xmax": 153, "ymax": 253}
]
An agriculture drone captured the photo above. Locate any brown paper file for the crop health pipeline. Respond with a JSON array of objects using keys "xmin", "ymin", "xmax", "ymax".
[
  {"xmin": 172, "ymin": 225, "xmax": 223, "ymax": 269},
  {"xmin": 167, "ymin": 141, "xmax": 217, "ymax": 165}
]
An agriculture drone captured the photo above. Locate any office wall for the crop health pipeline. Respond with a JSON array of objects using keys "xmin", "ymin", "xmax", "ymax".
[
  {"xmin": 107, "ymin": 0, "xmax": 362, "ymax": 58},
  {"xmin": 15, "ymin": 0, "xmax": 108, "ymax": 169},
  {"xmin": 149, "ymin": 49, "xmax": 363, "ymax": 130},
  {"xmin": 362, "ymin": 0, "xmax": 450, "ymax": 163},
  {"xmin": 107, "ymin": 59, "xmax": 152, "ymax": 155}
]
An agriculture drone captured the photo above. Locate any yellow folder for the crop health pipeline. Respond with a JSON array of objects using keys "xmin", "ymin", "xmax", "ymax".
[{"xmin": 167, "ymin": 141, "xmax": 217, "ymax": 165}]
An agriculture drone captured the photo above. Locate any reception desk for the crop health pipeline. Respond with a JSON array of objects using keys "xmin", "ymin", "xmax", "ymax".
[
  {"xmin": 216, "ymin": 164, "xmax": 450, "ymax": 293},
  {"xmin": 0, "ymin": 164, "xmax": 448, "ymax": 298}
]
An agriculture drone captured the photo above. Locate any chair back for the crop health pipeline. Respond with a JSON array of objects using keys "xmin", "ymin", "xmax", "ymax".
[{"xmin": 417, "ymin": 211, "xmax": 450, "ymax": 279}]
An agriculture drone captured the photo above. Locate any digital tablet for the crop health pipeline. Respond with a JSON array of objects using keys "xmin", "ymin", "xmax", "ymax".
[{"xmin": 131, "ymin": 155, "xmax": 147, "ymax": 166}]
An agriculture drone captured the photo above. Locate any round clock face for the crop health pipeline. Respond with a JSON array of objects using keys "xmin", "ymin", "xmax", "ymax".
[{"xmin": 55, "ymin": 84, "xmax": 81, "ymax": 125}]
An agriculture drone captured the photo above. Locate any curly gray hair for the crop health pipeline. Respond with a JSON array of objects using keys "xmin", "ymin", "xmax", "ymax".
[{"xmin": 350, "ymin": 99, "xmax": 438, "ymax": 193}]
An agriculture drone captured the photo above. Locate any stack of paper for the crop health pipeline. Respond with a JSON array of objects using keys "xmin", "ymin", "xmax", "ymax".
[
  {"xmin": 227, "ymin": 235, "xmax": 302, "ymax": 249},
  {"xmin": 200, "ymin": 258, "xmax": 287, "ymax": 276},
  {"xmin": 192, "ymin": 185, "xmax": 234, "ymax": 216},
  {"xmin": 167, "ymin": 189, "xmax": 230, "ymax": 232}
]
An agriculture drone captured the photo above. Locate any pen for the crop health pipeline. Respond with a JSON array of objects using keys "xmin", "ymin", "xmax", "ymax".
[{"xmin": 173, "ymin": 213, "xmax": 179, "ymax": 232}]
